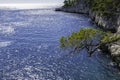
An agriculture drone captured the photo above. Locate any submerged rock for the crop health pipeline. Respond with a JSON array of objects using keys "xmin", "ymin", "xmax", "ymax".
[{"xmin": 109, "ymin": 62, "xmax": 118, "ymax": 67}]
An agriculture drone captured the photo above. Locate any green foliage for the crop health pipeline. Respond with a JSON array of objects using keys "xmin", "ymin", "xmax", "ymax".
[
  {"xmin": 65, "ymin": 0, "xmax": 120, "ymax": 15},
  {"xmin": 89, "ymin": 0, "xmax": 120, "ymax": 15},
  {"xmin": 59, "ymin": 28, "xmax": 120, "ymax": 56},
  {"xmin": 63, "ymin": 0, "xmax": 78, "ymax": 7}
]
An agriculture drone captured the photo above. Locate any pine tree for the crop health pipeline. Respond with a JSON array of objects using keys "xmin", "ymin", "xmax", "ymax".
[{"xmin": 59, "ymin": 28, "xmax": 120, "ymax": 56}]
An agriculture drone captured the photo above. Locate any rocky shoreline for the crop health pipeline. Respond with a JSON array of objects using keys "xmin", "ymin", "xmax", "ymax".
[{"xmin": 55, "ymin": 0, "xmax": 120, "ymax": 67}]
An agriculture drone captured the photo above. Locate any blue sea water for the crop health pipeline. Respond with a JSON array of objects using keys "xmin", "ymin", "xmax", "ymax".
[{"xmin": 0, "ymin": 8, "xmax": 120, "ymax": 80}]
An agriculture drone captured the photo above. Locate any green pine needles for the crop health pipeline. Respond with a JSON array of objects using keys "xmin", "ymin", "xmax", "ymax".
[{"xmin": 59, "ymin": 28, "xmax": 120, "ymax": 56}]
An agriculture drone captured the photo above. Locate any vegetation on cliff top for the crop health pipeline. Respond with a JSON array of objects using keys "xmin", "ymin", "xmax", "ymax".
[
  {"xmin": 89, "ymin": 0, "xmax": 120, "ymax": 15},
  {"xmin": 63, "ymin": 0, "xmax": 120, "ymax": 15},
  {"xmin": 59, "ymin": 28, "xmax": 120, "ymax": 56},
  {"xmin": 63, "ymin": 0, "xmax": 78, "ymax": 7}
]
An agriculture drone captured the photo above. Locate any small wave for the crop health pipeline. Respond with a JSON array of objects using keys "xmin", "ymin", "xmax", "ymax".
[
  {"xmin": 0, "ymin": 26, "xmax": 15, "ymax": 35},
  {"xmin": 0, "ymin": 41, "xmax": 12, "ymax": 48},
  {"xmin": 0, "ymin": 22, "xmax": 30, "ymax": 27}
]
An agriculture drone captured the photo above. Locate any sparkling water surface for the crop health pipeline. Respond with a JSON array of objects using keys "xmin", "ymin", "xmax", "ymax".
[{"xmin": 0, "ymin": 9, "xmax": 120, "ymax": 80}]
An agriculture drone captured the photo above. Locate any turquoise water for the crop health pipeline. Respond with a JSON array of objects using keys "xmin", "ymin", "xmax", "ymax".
[{"xmin": 0, "ymin": 9, "xmax": 120, "ymax": 80}]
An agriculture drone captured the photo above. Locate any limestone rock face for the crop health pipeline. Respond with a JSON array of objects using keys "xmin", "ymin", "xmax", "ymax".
[
  {"xmin": 110, "ymin": 15, "xmax": 120, "ymax": 60},
  {"xmin": 110, "ymin": 44, "xmax": 120, "ymax": 56},
  {"xmin": 118, "ymin": 27, "xmax": 120, "ymax": 34},
  {"xmin": 117, "ymin": 16, "xmax": 120, "ymax": 33},
  {"xmin": 89, "ymin": 11, "xmax": 120, "ymax": 32}
]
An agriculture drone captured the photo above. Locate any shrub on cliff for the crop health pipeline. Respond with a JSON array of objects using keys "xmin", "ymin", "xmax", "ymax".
[
  {"xmin": 63, "ymin": 0, "xmax": 78, "ymax": 7},
  {"xmin": 59, "ymin": 28, "xmax": 120, "ymax": 56},
  {"xmin": 87, "ymin": 0, "xmax": 120, "ymax": 15}
]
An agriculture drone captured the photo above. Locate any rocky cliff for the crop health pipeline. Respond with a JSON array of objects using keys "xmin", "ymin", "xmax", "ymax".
[
  {"xmin": 56, "ymin": 0, "xmax": 120, "ymax": 32},
  {"xmin": 56, "ymin": 0, "xmax": 120, "ymax": 66},
  {"xmin": 89, "ymin": 11, "xmax": 120, "ymax": 32},
  {"xmin": 56, "ymin": 0, "xmax": 89, "ymax": 14}
]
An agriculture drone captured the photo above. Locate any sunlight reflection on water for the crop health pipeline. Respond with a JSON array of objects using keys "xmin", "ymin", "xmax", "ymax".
[
  {"xmin": 0, "ymin": 3, "xmax": 63, "ymax": 10},
  {"xmin": 0, "ymin": 41, "xmax": 12, "ymax": 47},
  {"xmin": 0, "ymin": 26, "xmax": 15, "ymax": 35}
]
